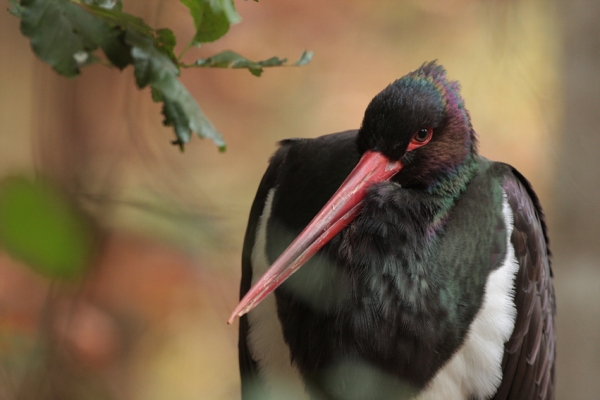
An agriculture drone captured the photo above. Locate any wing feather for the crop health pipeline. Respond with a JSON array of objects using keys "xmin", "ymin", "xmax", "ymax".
[
  {"xmin": 491, "ymin": 166, "xmax": 555, "ymax": 400},
  {"xmin": 238, "ymin": 140, "xmax": 296, "ymax": 397}
]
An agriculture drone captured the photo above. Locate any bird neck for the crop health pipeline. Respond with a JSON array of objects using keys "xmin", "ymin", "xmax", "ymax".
[
  {"xmin": 426, "ymin": 153, "xmax": 479, "ymax": 200},
  {"xmin": 402, "ymin": 154, "xmax": 479, "ymax": 245}
]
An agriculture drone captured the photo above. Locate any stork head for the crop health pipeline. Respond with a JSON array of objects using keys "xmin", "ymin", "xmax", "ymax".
[{"xmin": 229, "ymin": 62, "xmax": 477, "ymax": 323}]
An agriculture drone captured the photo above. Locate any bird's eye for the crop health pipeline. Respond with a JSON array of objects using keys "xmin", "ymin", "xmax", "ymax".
[
  {"xmin": 406, "ymin": 127, "xmax": 433, "ymax": 152},
  {"xmin": 415, "ymin": 128, "xmax": 431, "ymax": 142}
]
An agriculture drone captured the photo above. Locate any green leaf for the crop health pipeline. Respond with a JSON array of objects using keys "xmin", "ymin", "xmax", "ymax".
[
  {"xmin": 155, "ymin": 28, "xmax": 178, "ymax": 63},
  {"xmin": 100, "ymin": 29, "xmax": 132, "ymax": 69},
  {"xmin": 195, "ymin": 50, "xmax": 285, "ymax": 76},
  {"xmin": 18, "ymin": 0, "xmax": 114, "ymax": 77},
  {"xmin": 83, "ymin": 3, "xmax": 154, "ymax": 36},
  {"xmin": 82, "ymin": 0, "xmax": 122, "ymax": 11},
  {"xmin": 0, "ymin": 177, "xmax": 94, "ymax": 280},
  {"xmin": 8, "ymin": 0, "xmax": 24, "ymax": 16},
  {"xmin": 126, "ymin": 30, "xmax": 225, "ymax": 150},
  {"xmin": 194, "ymin": 50, "xmax": 312, "ymax": 76},
  {"xmin": 81, "ymin": 5, "xmax": 160, "ymax": 69},
  {"xmin": 217, "ymin": 0, "xmax": 241, "ymax": 25},
  {"xmin": 162, "ymin": 98, "xmax": 192, "ymax": 149},
  {"xmin": 294, "ymin": 50, "xmax": 313, "ymax": 66},
  {"xmin": 180, "ymin": 0, "xmax": 240, "ymax": 44},
  {"xmin": 151, "ymin": 87, "xmax": 163, "ymax": 102}
]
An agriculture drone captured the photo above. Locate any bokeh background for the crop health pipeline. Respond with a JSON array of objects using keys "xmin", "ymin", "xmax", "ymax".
[{"xmin": 0, "ymin": 0, "xmax": 598, "ymax": 398}]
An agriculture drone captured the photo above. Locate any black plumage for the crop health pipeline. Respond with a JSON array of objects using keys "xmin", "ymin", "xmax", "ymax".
[{"xmin": 235, "ymin": 62, "xmax": 555, "ymax": 400}]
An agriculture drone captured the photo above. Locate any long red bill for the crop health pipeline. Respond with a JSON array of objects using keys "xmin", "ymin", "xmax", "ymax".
[{"xmin": 228, "ymin": 150, "xmax": 403, "ymax": 324}]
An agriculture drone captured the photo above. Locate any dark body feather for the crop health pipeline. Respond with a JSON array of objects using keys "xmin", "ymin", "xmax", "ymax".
[{"xmin": 239, "ymin": 130, "xmax": 554, "ymax": 400}]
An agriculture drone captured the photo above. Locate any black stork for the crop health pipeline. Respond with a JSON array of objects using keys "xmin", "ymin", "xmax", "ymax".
[{"xmin": 230, "ymin": 62, "xmax": 556, "ymax": 400}]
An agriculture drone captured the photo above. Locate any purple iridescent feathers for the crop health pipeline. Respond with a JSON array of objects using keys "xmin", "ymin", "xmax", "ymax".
[{"xmin": 405, "ymin": 61, "xmax": 477, "ymax": 154}]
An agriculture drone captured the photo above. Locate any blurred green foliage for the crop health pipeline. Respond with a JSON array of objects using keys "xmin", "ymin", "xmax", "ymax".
[
  {"xmin": 8, "ymin": 0, "xmax": 311, "ymax": 150},
  {"xmin": 0, "ymin": 176, "xmax": 93, "ymax": 279}
]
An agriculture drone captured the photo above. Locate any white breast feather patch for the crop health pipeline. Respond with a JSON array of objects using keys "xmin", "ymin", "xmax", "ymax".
[{"xmin": 417, "ymin": 190, "xmax": 520, "ymax": 400}]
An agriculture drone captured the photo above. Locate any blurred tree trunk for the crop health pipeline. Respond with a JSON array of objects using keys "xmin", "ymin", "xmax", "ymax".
[
  {"xmin": 555, "ymin": 0, "xmax": 600, "ymax": 253},
  {"xmin": 554, "ymin": 0, "xmax": 600, "ymax": 399}
]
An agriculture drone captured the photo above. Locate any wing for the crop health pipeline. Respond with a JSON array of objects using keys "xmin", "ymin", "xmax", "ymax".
[
  {"xmin": 238, "ymin": 138, "xmax": 297, "ymax": 398},
  {"xmin": 238, "ymin": 131, "xmax": 360, "ymax": 399},
  {"xmin": 491, "ymin": 166, "xmax": 556, "ymax": 400}
]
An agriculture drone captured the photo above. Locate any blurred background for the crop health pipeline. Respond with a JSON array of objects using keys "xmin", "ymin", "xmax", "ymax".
[{"xmin": 0, "ymin": 0, "xmax": 598, "ymax": 398}]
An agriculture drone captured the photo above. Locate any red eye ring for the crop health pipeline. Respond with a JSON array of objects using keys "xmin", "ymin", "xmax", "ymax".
[{"xmin": 407, "ymin": 127, "xmax": 433, "ymax": 151}]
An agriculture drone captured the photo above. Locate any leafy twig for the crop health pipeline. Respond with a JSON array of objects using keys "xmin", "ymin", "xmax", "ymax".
[
  {"xmin": 8, "ymin": 0, "xmax": 312, "ymax": 150},
  {"xmin": 188, "ymin": 50, "xmax": 313, "ymax": 77}
]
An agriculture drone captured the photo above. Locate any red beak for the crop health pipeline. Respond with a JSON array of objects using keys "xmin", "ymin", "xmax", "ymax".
[{"xmin": 228, "ymin": 150, "xmax": 403, "ymax": 324}]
